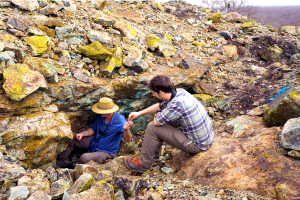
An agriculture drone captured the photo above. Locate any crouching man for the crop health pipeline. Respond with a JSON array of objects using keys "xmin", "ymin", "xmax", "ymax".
[
  {"xmin": 56, "ymin": 97, "xmax": 132, "ymax": 169},
  {"xmin": 124, "ymin": 75, "xmax": 214, "ymax": 172}
]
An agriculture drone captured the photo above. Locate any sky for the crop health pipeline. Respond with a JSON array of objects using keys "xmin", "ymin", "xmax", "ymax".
[{"xmin": 157, "ymin": 0, "xmax": 300, "ymax": 7}]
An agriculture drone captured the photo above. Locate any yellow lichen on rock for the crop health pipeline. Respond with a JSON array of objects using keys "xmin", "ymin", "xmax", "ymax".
[
  {"xmin": 25, "ymin": 36, "xmax": 50, "ymax": 55},
  {"xmin": 114, "ymin": 21, "xmax": 137, "ymax": 40},
  {"xmin": 147, "ymin": 34, "xmax": 161, "ymax": 51},
  {"xmin": 78, "ymin": 41, "xmax": 113, "ymax": 60}
]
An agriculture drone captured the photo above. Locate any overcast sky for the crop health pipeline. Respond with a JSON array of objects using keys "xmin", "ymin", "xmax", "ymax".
[{"xmin": 157, "ymin": 0, "xmax": 300, "ymax": 6}]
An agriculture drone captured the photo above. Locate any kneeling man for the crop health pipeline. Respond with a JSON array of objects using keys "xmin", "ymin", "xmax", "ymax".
[
  {"xmin": 124, "ymin": 75, "xmax": 214, "ymax": 172},
  {"xmin": 56, "ymin": 97, "xmax": 132, "ymax": 168}
]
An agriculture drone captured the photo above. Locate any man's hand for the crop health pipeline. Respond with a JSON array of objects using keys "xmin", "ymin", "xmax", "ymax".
[
  {"xmin": 128, "ymin": 112, "xmax": 141, "ymax": 121},
  {"xmin": 123, "ymin": 121, "xmax": 133, "ymax": 130},
  {"xmin": 153, "ymin": 117, "xmax": 161, "ymax": 126},
  {"xmin": 76, "ymin": 132, "xmax": 85, "ymax": 141}
]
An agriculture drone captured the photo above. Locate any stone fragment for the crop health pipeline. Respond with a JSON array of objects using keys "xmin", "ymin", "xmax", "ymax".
[
  {"xmin": 193, "ymin": 94, "xmax": 216, "ymax": 107},
  {"xmin": 99, "ymin": 47, "xmax": 122, "ymax": 75},
  {"xmin": 18, "ymin": 174, "xmax": 50, "ymax": 193},
  {"xmin": 2, "ymin": 64, "xmax": 47, "ymax": 101},
  {"xmin": 74, "ymin": 164, "xmax": 104, "ymax": 181},
  {"xmin": 0, "ymin": 159, "xmax": 26, "ymax": 182},
  {"xmin": 50, "ymin": 179, "xmax": 71, "ymax": 199},
  {"xmin": 92, "ymin": 0, "xmax": 107, "ymax": 10},
  {"xmin": 281, "ymin": 117, "xmax": 300, "ymax": 151},
  {"xmin": 113, "ymin": 21, "xmax": 137, "ymax": 40},
  {"xmin": 57, "ymin": 168, "xmax": 74, "ymax": 185},
  {"xmin": 157, "ymin": 2, "xmax": 164, "ymax": 12},
  {"xmin": 72, "ymin": 68, "xmax": 92, "ymax": 83},
  {"xmin": 7, "ymin": 17, "xmax": 30, "ymax": 31},
  {"xmin": 68, "ymin": 173, "xmax": 95, "ymax": 195},
  {"xmin": 44, "ymin": 17, "xmax": 63, "ymax": 27},
  {"xmin": 55, "ymin": 26, "xmax": 74, "ymax": 39},
  {"xmin": 112, "ymin": 175, "xmax": 148, "ymax": 198},
  {"xmin": 280, "ymin": 26, "xmax": 297, "ymax": 35},
  {"xmin": 101, "ymin": 156, "xmax": 132, "ymax": 176},
  {"xmin": 263, "ymin": 88, "xmax": 300, "ymax": 126},
  {"xmin": 241, "ymin": 19, "xmax": 256, "ymax": 29},
  {"xmin": 123, "ymin": 45, "xmax": 148, "ymax": 73},
  {"xmin": 8, "ymin": 186, "xmax": 29, "ymax": 200},
  {"xmin": 275, "ymin": 183, "xmax": 287, "ymax": 200},
  {"xmin": 0, "ymin": 51, "xmax": 15, "ymax": 62},
  {"xmin": 24, "ymin": 57, "xmax": 60, "ymax": 77},
  {"xmin": 27, "ymin": 191, "xmax": 51, "ymax": 200},
  {"xmin": 210, "ymin": 13, "xmax": 222, "ymax": 23},
  {"xmin": 225, "ymin": 12, "xmax": 243, "ymax": 23},
  {"xmin": 40, "ymin": 4, "xmax": 62, "ymax": 16},
  {"xmin": 25, "ymin": 36, "xmax": 50, "ymax": 55},
  {"xmin": 220, "ymin": 31, "xmax": 232, "ymax": 40},
  {"xmin": 259, "ymin": 44, "xmax": 283, "ymax": 61},
  {"xmin": 7, "ymin": 29, "xmax": 25, "ymax": 37},
  {"xmin": 69, "ymin": 181, "xmax": 114, "ymax": 200},
  {"xmin": 77, "ymin": 41, "xmax": 113, "ymax": 60},
  {"xmin": 250, "ymin": 65, "xmax": 268, "ymax": 75},
  {"xmin": 222, "ymin": 45, "xmax": 238, "ymax": 59},
  {"xmin": 11, "ymin": 0, "xmax": 39, "ymax": 11},
  {"xmin": 180, "ymin": 33, "xmax": 194, "ymax": 42},
  {"xmin": 4, "ymin": 45, "xmax": 24, "ymax": 62},
  {"xmin": 158, "ymin": 44, "xmax": 175, "ymax": 57},
  {"xmin": 146, "ymin": 34, "xmax": 160, "ymax": 51},
  {"xmin": 288, "ymin": 150, "xmax": 300, "ymax": 159},
  {"xmin": 91, "ymin": 9, "xmax": 116, "ymax": 27},
  {"xmin": 0, "ymin": 33, "xmax": 16, "ymax": 43},
  {"xmin": 41, "ymin": 26, "xmax": 56, "ymax": 37},
  {"xmin": 87, "ymin": 30, "xmax": 113, "ymax": 48},
  {"xmin": 213, "ymin": 95, "xmax": 231, "ymax": 112}
]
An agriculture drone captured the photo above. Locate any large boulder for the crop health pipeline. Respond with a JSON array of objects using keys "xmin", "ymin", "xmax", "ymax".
[
  {"xmin": 225, "ymin": 12, "xmax": 243, "ymax": 23},
  {"xmin": 2, "ymin": 64, "xmax": 48, "ymax": 101},
  {"xmin": 170, "ymin": 116, "xmax": 300, "ymax": 198},
  {"xmin": 263, "ymin": 88, "xmax": 300, "ymax": 126},
  {"xmin": 259, "ymin": 44, "xmax": 283, "ymax": 61},
  {"xmin": 281, "ymin": 117, "xmax": 300, "ymax": 150},
  {"xmin": 0, "ymin": 111, "xmax": 72, "ymax": 168},
  {"xmin": 24, "ymin": 57, "xmax": 61, "ymax": 78}
]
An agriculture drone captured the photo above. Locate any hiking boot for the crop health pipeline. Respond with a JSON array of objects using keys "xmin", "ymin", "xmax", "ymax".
[
  {"xmin": 139, "ymin": 148, "xmax": 160, "ymax": 162},
  {"xmin": 124, "ymin": 156, "xmax": 148, "ymax": 173}
]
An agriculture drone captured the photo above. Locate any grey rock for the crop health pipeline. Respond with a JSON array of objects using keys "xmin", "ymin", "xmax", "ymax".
[
  {"xmin": 281, "ymin": 117, "xmax": 300, "ymax": 151},
  {"xmin": 0, "ymin": 51, "xmax": 15, "ymax": 62},
  {"xmin": 8, "ymin": 186, "xmax": 29, "ymax": 200},
  {"xmin": 50, "ymin": 179, "xmax": 71, "ymax": 199},
  {"xmin": 11, "ymin": 0, "xmax": 39, "ymax": 11},
  {"xmin": 72, "ymin": 69, "xmax": 92, "ymax": 83},
  {"xmin": 27, "ymin": 191, "xmax": 51, "ymax": 200},
  {"xmin": 68, "ymin": 173, "xmax": 94, "ymax": 195},
  {"xmin": 55, "ymin": 26, "xmax": 74, "ymax": 39}
]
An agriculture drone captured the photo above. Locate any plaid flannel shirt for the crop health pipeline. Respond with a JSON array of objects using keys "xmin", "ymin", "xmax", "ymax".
[{"xmin": 155, "ymin": 88, "xmax": 214, "ymax": 150}]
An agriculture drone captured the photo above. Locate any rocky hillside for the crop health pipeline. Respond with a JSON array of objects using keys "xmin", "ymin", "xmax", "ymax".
[{"xmin": 1, "ymin": 0, "xmax": 300, "ymax": 199}]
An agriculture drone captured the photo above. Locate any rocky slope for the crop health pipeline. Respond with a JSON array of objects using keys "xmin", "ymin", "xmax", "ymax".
[{"xmin": 0, "ymin": 0, "xmax": 300, "ymax": 199}]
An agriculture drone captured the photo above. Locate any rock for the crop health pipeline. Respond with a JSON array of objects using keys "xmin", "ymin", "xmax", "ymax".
[
  {"xmin": 69, "ymin": 181, "xmax": 114, "ymax": 200},
  {"xmin": 240, "ymin": 19, "xmax": 256, "ymax": 29},
  {"xmin": 91, "ymin": 9, "xmax": 116, "ymax": 27},
  {"xmin": 92, "ymin": 0, "xmax": 107, "ymax": 11},
  {"xmin": 263, "ymin": 88, "xmax": 300, "ymax": 126},
  {"xmin": 55, "ymin": 26, "xmax": 74, "ymax": 39},
  {"xmin": 77, "ymin": 41, "xmax": 113, "ymax": 60},
  {"xmin": 50, "ymin": 179, "xmax": 71, "ymax": 199},
  {"xmin": 280, "ymin": 26, "xmax": 297, "ymax": 35},
  {"xmin": 101, "ymin": 156, "xmax": 132, "ymax": 176},
  {"xmin": 259, "ymin": 44, "xmax": 283, "ymax": 61},
  {"xmin": 210, "ymin": 13, "xmax": 222, "ymax": 23},
  {"xmin": 74, "ymin": 164, "xmax": 104, "ymax": 181},
  {"xmin": 7, "ymin": 17, "xmax": 30, "ymax": 31},
  {"xmin": 1, "ymin": 111, "xmax": 72, "ymax": 168},
  {"xmin": 24, "ymin": 57, "xmax": 61, "ymax": 77},
  {"xmin": 57, "ymin": 168, "xmax": 74, "ymax": 185},
  {"xmin": 18, "ymin": 173, "xmax": 50, "ymax": 193},
  {"xmin": 41, "ymin": 26, "xmax": 56, "ymax": 37},
  {"xmin": 275, "ymin": 183, "xmax": 287, "ymax": 200},
  {"xmin": 8, "ymin": 186, "xmax": 29, "ymax": 200},
  {"xmin": 146, "ymin": 34, "xmax": 161, "ymax": 51},
  {"xmin": 43, "ymin": 17, "xmax": 63, "ymax": 27},
  {"xmin": 288, "ymin": 150, "xmax": 300, "ymax": 159},
  {"xmin": 0, "ymin": 159, "xmax": 26, "ymax": 182},
  {"xmin": 72, "ymin": 69, "xmax": 92, "ymax": 83},
  {"xmin": 27, "ymin": 191, "xmax": 51, "ymax": 200},
  {"xmin": 225, "ymin": 12, "xmax": 243, "ymax": 23},
  {"xmin": 2, "ymin": 64, "xmax": 48, "ymax": 101},
  {"xmin": 222, "ymin": 45, "xmax": 238, "ymax": 59},
  {"xmin": 250, "ymin": 65, "xmax": 268, "ymax": 75},
  {"xmin": 0, "ymin": 51, "xmax": 15, "ymax": 62},
  {"xmin": 112, "ymin": 176, "xmax": 148, "ymax": 198},
  {"xmin": 220, "ymin": 31, "xmax": 232, "ymax": 40},
  {"xmin": 99, "ymin": 47, "xmax": 123, "ymax": 75},
  {"xmin": 158, "ymin": 44, "xmax": 175, "ymax": 58},
  {"xmin": 11, "ymin": 0, "xmax": 39, "ymax": 11},
  {"xmin": 123, "ymin": 45, "xmax": 148, "ymax": 73},
  {"xmin": 68, "ymin": 173, "xmax": 95, "ymax": 195},
  {"xmin": 281, "ymin": 117, "xmax": 300, "ymax": 151},
  {"xmin": 113, "ymin": 21, "xmax": 137, "ymax": 40},
  {"xmin": 25, "ymin": 36, "xmax": 50, "ymax": 55},
  {"xmin": 193, "ymin": 94, "xmax": 216, "ymax": 107},
  {"xmin": 157, "ymin": 2, "xmax": 164, "ymax": 12},
  {"xmin": 4, "ymin": 45, "xmax": 24, "ymax": 62},
  {"xmin": 40, "ymin": 4, "xmax": 62, "ymax": 16},
  {"xmin": 87, "ymin": 30, "xmax": 114, "ymax": 48},
  {"xmin": 180, "ymin": 33, "xmax": 194, "ymax": 42}
]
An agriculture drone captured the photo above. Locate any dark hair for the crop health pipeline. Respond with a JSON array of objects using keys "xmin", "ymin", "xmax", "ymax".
[{"xmin": 148, "ymin": 75, "xmax": 173, "ymax": 93}]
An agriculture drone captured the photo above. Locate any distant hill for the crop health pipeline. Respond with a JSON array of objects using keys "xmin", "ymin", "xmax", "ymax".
[{"xmin": 251, "ymin": 6, "xmax": 300, "ymax": 28}]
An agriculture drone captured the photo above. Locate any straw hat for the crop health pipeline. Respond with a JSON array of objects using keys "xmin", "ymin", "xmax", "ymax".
[{"xmin": 92, "ymin": 97, "xmax": 119, "ymax": 114}]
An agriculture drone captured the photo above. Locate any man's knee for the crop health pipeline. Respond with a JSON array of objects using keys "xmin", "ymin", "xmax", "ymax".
[{"xmin": 78, "ymin": 153, "xmax": 91, "ymax": 164}]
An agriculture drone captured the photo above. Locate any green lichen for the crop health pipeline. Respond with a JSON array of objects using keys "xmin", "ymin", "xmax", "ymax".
[{"xmin": 210, "ymin": 13, "xmax": 222, "ymax": 20}]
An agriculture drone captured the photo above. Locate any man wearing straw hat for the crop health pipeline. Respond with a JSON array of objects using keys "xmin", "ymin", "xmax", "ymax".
[{"xmin": 56, "ymin": 97, "xmax": 132, "ymax": 168}]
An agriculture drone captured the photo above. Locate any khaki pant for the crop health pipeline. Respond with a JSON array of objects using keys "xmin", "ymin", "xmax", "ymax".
[
  {"xmin": 140, "ymin": 121, "xmax": 202, "ymax": 169},
  {"xmin": 56, "ymin": 133, "xmax": 116, "ymax": 168}
]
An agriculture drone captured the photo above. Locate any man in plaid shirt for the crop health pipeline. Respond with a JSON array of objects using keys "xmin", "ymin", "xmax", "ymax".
[{"xmin": 124, "ymin": 75, "xmax": 214, "ymax": 172}]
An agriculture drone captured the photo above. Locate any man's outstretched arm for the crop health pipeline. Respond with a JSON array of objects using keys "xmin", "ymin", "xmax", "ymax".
[{"xmin": 128, "ymin": 103, "xmax": 160, "ymax": 121}]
